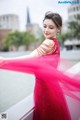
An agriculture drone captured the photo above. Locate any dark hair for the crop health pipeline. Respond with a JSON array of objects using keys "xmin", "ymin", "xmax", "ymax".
[{"xmin": 43, "ymin": 11, "xmax": 62, "ymax": 29}]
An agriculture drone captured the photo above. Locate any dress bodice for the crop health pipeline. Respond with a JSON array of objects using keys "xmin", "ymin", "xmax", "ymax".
[{"xmin": 50, "ymin": 38, "xmax": 60, "ymax": 55}]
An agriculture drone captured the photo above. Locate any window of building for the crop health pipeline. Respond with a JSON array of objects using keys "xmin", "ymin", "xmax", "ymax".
[{"xmin": 73, "ymin": 7, "xmax": 75, "ymax": 11}]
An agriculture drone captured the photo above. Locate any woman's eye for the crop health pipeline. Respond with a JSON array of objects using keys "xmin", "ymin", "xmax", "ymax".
[
  {"xmin": 43, "ymin": 26, "xmax": 46, "ymax": 28},
  {"xmin": 49, "ymin": 27, "xmax": 54, "ymax": 29},
  {"xmin": 43, "ymin": 25, "xmax": 54, "ymax": 29}
]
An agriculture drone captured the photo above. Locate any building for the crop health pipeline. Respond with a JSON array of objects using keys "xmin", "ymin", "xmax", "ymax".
[
  {"xmin": 26, "ymin": 7, "xmax": 42, "ymax": 39},
  {"xmin": 64, "ymin": 39, "xmax": 80, "ymax": 50},
  {"xmin": 62, "ymin": 0, "xmax": 80, "ymax": 33},
  {"xmin": 0, "ymin": 14, "xmax": 20, "ymax": 31},
  {"xmin": 0, "ymin": 14, "xmax": 20, "ymax": 51},
  {"xmin": 68, "ymin": 0, "xmax": 80, "ymax": 21},
  {"xmin": 64, "ymin": 1, "xmax": 80, "ymax": 50},
  {"xmin": 0, "ymin": 29, "xmax": 11, "ymax": 51}
]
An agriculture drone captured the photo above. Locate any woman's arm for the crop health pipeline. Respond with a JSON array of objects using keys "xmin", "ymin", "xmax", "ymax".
[
  {"xmin": 6, "ymin": 49, "xmax": 39, "ymax": 60},
  {"xmin": 1, "ymin": 39, "xmax": 55, "ymax": 60},
  {"xmin": 0, "ymin": 47, "xmax": 39, "ymax": 61},
  {"xmin": 0, "ymin": 39, "xmax": 55, "ymax": 73}
]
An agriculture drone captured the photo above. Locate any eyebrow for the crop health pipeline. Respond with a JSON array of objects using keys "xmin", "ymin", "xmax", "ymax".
[{"xmin": 43, "ymin": 24, "xmax": 54, "ymax": 27}]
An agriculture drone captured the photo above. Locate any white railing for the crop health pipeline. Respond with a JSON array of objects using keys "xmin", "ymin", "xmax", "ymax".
[
  {"xmin": 4, "ymin": 62, "xmax": 80, "ymax": 120},
  {"xmin": 5, "ymin": 94, "xmax": 34, "ymax": 120}
]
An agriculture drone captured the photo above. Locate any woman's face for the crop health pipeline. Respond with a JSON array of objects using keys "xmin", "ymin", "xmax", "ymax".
[{"xmin": 43, "ymin": 19, "xmax": 59, "ymax": 39}]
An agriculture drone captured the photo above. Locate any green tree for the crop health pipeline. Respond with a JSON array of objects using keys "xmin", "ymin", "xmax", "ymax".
[
  {"xmin": 4, "ymin": 31, "xmax": 36, "ymax": 50},
  {"xmin": 57, "ymin": 16, "xmax": 80, "ymax": 46},
  {"xmin": 4, "ymin": 32, "xmax": 14, "ymax": 50},
  {"xmin": 67, "ymin": 16, "xmax": 80, "ymax": 40},
  {"xmin": 57, "ymin": 33, "xmax": 69, "ymax": 46},
  {"xmin": 22, "ymin": 31, "xmax": 36, "ymax": 50},
  {"xmin": 4, "ymin": 31, "xmax": 23, "ymax": 50},
  {"xmin": 12, "ymin": 31, "xmax": 23, "ymax": 47}
]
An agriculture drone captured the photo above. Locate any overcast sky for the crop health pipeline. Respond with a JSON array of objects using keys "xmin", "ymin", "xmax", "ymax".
[{"xmin": 0, "ymin": 0, "xmax": 70, "ymax": 31}]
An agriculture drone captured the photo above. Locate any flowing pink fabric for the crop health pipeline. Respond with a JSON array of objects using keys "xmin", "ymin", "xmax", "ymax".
[{"xmin": 0, "ymin": 38, "xmax": 80, "ymax": 120}]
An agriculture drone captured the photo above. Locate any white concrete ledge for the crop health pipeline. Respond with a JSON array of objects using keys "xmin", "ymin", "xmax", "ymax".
[{"xmin": 5, "ymin": 94, "xmax": 34, "ymax": 120}]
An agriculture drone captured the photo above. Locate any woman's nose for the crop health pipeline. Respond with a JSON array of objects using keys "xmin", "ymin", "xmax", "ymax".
[{"xmin": 45, "ymin": 27, "xmax": 49, "ymax": 32}]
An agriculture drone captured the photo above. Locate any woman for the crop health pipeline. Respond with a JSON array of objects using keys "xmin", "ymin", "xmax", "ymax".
[{"xmin": 0, "ymin": 11, "xmax": 80, "ymax": 120}]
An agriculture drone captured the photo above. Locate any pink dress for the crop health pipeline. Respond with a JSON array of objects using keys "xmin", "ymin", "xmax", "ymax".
[{"xmin": 0, "ymin": 38, "xmax": 80, "ymax": 120}]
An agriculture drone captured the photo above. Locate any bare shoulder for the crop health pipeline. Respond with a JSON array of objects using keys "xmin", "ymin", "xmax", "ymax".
[{"xmin": 43, "ymin": 39, "xmax": 55, "ymax": 46}]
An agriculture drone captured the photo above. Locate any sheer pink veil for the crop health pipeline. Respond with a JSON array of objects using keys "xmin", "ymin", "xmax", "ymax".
[{"xmin": 0, "ymin": 54, "xmax": 80, "ymax": 101}]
